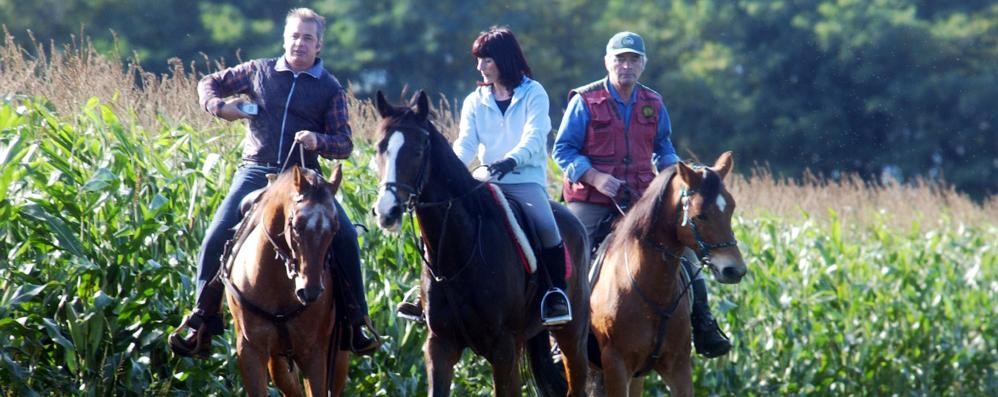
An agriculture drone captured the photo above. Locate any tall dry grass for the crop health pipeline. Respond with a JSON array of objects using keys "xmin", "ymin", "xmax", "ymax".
[
  {"xmin": 727, "ymin": 167, "xmax": 997, "ymax": 230},
  {"xmin": 0, "ymin": 28, "xmax": 212, "ymax": 130},
  {"xmin": 2, "ymin": 30, "xmax": 993, "ymax": 231}
]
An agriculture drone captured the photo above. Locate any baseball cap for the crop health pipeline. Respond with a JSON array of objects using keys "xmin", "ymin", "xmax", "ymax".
[{"xmin": 606, "ymin": 31, "xmax": 646, "ymax": 57}]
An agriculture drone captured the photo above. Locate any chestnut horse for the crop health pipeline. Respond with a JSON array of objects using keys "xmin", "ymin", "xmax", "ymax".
[
  {"xmin": 371, "ymin": 91, "xmax": 590, "ymax": 397},
  {"xmin": 221, "ymin": 165, "xmax": 350, "ymax": 396},
  {"xmin": 589, "ymin": 152, "xmax": 747, "ymax": 396}
]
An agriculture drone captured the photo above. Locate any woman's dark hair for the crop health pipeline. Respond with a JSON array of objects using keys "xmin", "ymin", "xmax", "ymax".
[{"xmin": 471, "ymin": 26, "xmax": 532, "ymax": 90}]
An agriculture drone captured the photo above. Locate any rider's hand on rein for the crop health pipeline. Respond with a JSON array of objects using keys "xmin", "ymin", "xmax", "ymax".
[{"xmin": 487, "ymin": 157, "xmax": 517, "ymax": 180}]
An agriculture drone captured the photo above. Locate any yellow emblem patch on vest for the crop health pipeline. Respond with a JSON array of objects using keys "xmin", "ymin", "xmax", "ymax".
[{"xmin": 642, "ymin": 105, "xmax": 654, "ymax": 118}]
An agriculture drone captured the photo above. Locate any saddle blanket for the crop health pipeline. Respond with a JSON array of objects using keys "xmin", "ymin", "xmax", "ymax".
[{"xmin": 485, "ymin": 182, "xmax": 538, "ymax": 274}]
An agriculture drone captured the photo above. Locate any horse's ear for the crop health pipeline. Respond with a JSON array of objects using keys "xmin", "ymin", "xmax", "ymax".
[
  {"xmin": 676, "ymin": 161, "xmax": 703, "ymax": 189},
  {"xmin": 375, "ymin": 90, "xmax": 393, "ymax": 118},
  {"xmin": 292, "ymin": 165, "xmax": 306, "ymax": 190},
  {"xmin": 327, "ymin": 163, "xmax": 343, "ymax": 196},
  {"xmin": 413, "ymin": 90, "xmax": 429, "ymax": 120},
  {"xmin": 713, "ymin": 151, "xmax": 734, "ymax": 180}
]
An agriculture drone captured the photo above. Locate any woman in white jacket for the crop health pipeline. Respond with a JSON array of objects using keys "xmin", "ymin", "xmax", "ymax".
[{"xmin": 397, "ymin": 26, "xmax": 571, "ymax": 326}]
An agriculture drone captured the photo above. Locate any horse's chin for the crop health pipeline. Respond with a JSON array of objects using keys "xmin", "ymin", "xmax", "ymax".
[
  {"xmin": 708, "ymin": 255, "xmax": 747, "ymax": 284},
  {"xmin": 376, "ymin": 217, "xmax": 402, "ymax": 234},
  {"xmin": 714, "ymin": 273, "xmax": 744, "ymax": 284}
]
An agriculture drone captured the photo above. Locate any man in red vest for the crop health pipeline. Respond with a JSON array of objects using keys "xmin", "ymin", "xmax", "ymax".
[{"xmin": 552, "ymin": 31, "xmax": 731, "ymax": 358}]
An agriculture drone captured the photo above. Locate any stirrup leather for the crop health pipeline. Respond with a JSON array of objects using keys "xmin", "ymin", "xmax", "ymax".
[{"xmin": 541, "ymin": 288, "xmax": 572, "ymax": 326}]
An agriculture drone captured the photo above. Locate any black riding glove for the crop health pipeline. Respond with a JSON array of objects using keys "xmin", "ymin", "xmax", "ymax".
[{"xmin": 487, "ymin": 158, "xmax": 517, "ymax": 180}]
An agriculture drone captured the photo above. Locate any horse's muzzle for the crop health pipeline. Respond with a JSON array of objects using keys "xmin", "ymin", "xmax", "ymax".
[
  {"xmin": 375, "ymin": 205, "xmax": 403, "ymax": 233},
  {"xmin": 296, "ymin": 285, "xmax": 324, "ymax": 304}
]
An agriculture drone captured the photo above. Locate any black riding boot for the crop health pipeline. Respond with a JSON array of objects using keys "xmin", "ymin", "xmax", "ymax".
[
  {"xmin": 334, "ymin": 255, "xmax": 382, "ymax": 356},
  {"xmin": 540, "ymin": 243, "xmax": 572, "ymax": 327},
  {"xmin": 690, "ymin": 277, "xmax": 731, "ymax": 358},
  {"xmin": 169, "ymin": 280, "xmax": 226, "ymax": 358}
]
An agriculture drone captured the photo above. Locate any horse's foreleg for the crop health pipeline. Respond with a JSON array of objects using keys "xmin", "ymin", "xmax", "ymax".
[
  {"xmin": 268, "ymin": 357, "xmax": 303, "ymax": 396},
  {"xmin": 628, "ymin": 376, "xmax": 646, "ymax": 397},
  {"xmin": 657, "ymin": 358, "xmax": 693, "ymax": 397},
  {"xmin": 425, "ymin": 335, "xmax": 462, "ymax": 397},
  {"xmin": 298, "ymin": 344, "xmax": 330, "ymax": 397},
  {"xmin": 236, "ymin": 338, "xmax": 275, "ymax": 397},
  {"xmin": 599, "ymin": 348, "xmax": 632, "ymax": 397},
  {"xmin": 487, "ymin": 337, "xmax": 522, "ymax": 397},
  {"xmin": 329, "ymin": 349, "xmax": 350, "ymax": 397},
  {"xmin": 552, "ymin": 325, "xmax": 589, "ymax": 397}
]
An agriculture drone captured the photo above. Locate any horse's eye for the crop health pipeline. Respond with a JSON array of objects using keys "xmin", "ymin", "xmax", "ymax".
[{"xmin": 696, "ymin": 213, "xmax": 708, "ymax": 221}]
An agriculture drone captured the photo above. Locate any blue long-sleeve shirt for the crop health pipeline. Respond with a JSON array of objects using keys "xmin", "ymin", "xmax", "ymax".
[{"xmin": 553, "ymin": 80, "xmax": 679, "ymax": 183}]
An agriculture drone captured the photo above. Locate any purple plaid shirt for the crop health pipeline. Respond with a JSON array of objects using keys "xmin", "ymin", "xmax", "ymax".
[{"xmin": 198, "ymin": 57, "xmax": 352, "ymax": 168}]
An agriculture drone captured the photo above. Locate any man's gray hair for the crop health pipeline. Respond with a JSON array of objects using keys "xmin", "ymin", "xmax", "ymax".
[{"xmin": 286, "ymin": 8, "xmax": 326, "ymax": 43}]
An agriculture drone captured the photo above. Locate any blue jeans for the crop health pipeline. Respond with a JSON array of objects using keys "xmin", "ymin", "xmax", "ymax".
[
  {"xmin": 193, "ymin": 164, "xmax": 369, "ymax": 317},
  {"xmin": 495, "ymin": 182, "xmax": 562, "ymax": 248}
]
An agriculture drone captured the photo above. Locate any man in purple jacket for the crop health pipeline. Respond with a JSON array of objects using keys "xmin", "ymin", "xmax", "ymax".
[{"xmin": 168, "ymin": 7, "xmax": 380, "ymax": 358}]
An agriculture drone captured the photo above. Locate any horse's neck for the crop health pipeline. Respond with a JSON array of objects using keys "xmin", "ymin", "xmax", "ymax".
[
  {"xmin": 413, "ymin": 181, "xmax": 485, "ymax": 269},
  {"xmin": 616, "ymin": 238, "xmax": 684, "ymax": 298},
  {"xmin": 231, "ymin": 223, "xmax": 296, "ymax": 299}
]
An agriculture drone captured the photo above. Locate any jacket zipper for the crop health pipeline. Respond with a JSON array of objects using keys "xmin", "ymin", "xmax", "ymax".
[{"xmin": 277, "ymin": 74, "xmax": 299, "ymax": 164}]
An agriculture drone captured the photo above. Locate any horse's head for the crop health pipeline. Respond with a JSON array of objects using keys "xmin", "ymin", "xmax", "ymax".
[
  {"xmin": 371, "ymin": 90, "xmax": 434, "ymax": 232},
  {"xmin": 672, "ymin": 152, "xmax": 747, "ymax": 284},
  {"xmin": 262, "ymin": 165, "xmax": 343, "ymax": 304}
]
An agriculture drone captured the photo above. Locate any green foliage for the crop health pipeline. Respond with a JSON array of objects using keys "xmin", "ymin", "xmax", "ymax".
[
  {"xmin": 692, "ymin": 215, "xmax": 997, "ymax": 395},
  {"xmin": 0, "ymin": 97, "xmax": 239, "ymax": 395},
  {"xmin": 1, "ymin": 97, "xmax": 994, "ymax": 395}
]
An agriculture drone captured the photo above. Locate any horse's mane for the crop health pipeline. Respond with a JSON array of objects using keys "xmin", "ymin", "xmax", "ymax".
[
  {"xmin": 258, "ymin": 166, "xmax": 333, "ymax": 212},
  {"xmin": 378, "ymin": 108, "xmax": 499, "ymax": 218},
  {"xmin": 615, "ymin": 163, "xmax": 722, "ymax": 242}
]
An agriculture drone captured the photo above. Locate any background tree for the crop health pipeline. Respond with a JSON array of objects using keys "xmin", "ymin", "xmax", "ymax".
[{"xmin": 1, "ymin": 0, "xmax": 994, "ymax": 198}]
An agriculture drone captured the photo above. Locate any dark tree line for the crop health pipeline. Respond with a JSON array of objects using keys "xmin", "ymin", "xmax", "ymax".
[{"xmin": 3, "ymin": 0, "xmax": 995, "ymax": 198}]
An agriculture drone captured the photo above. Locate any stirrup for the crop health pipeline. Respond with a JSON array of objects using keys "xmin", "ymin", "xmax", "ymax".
[
  {"xmin": 396, "ymin": 301, "xmax": 425, "ymax": 323},
  {"xmin": 541, "ymin": 288, "xmax": 572, "ymax": 327},
  {"xmin": 350, "ymin": 318, "xmax": 382, "ymax": 356}
]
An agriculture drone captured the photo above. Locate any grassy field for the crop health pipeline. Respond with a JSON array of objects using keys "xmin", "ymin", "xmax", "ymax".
[{"xmin": 1, "ymin": 33, "xmax": 995, "ymax": 396}]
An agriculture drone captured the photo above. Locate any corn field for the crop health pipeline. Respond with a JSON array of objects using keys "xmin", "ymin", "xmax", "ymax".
[{"xmin": 0, "ymin": 35, "xmax": 995, "ymax": 396}]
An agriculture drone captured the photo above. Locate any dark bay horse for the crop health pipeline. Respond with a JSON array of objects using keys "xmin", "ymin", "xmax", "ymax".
[
  {"xmin": 589, "ymin": 152, "xmax": 746, "ymax": 396},
  {"xmin": 371, "ymin": 91, "xmax": 590, "ymax": 397},
  {"xmin": 222, "ymin": 165, "xmax": 350, "ymax": 396}
]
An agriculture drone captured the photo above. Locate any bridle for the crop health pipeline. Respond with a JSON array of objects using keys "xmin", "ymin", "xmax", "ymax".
[
  {"xmin": 377, "ymin": 121, "xmax": 491, "ymax": 280},
  {"xmin": 378, "ymin": 124, "xmax": 432, "ymax": 212},
  {"xmin": 262, "ymin": 192, "xmax": 308, "ymax": 280},
  {"xmin": 627, "ymin": 172, "xmax": 740, "ymax": 376},
  {"xmin": 376, "ymin": 119, "xmax": 492, "ymax": 350},
  {"xmin": 217, "ymin": 146, "xmax": 339, "ymax": 373},
  {"xmin": 676, "ymin": 185, "xmax": 739, "ymax": 264},
  {"xmin": 377, "ymin": 122, "xmax": 490, "ymax": 212},
  {"xmin": 641, "ymin": 174, "xmax": 739, "ymax": 272}
]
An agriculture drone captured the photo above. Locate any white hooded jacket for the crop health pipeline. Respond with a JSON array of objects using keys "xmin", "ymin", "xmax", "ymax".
[{"xmin": 453, "ymin": 76, "xmax": 552, "ymax": 187}]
